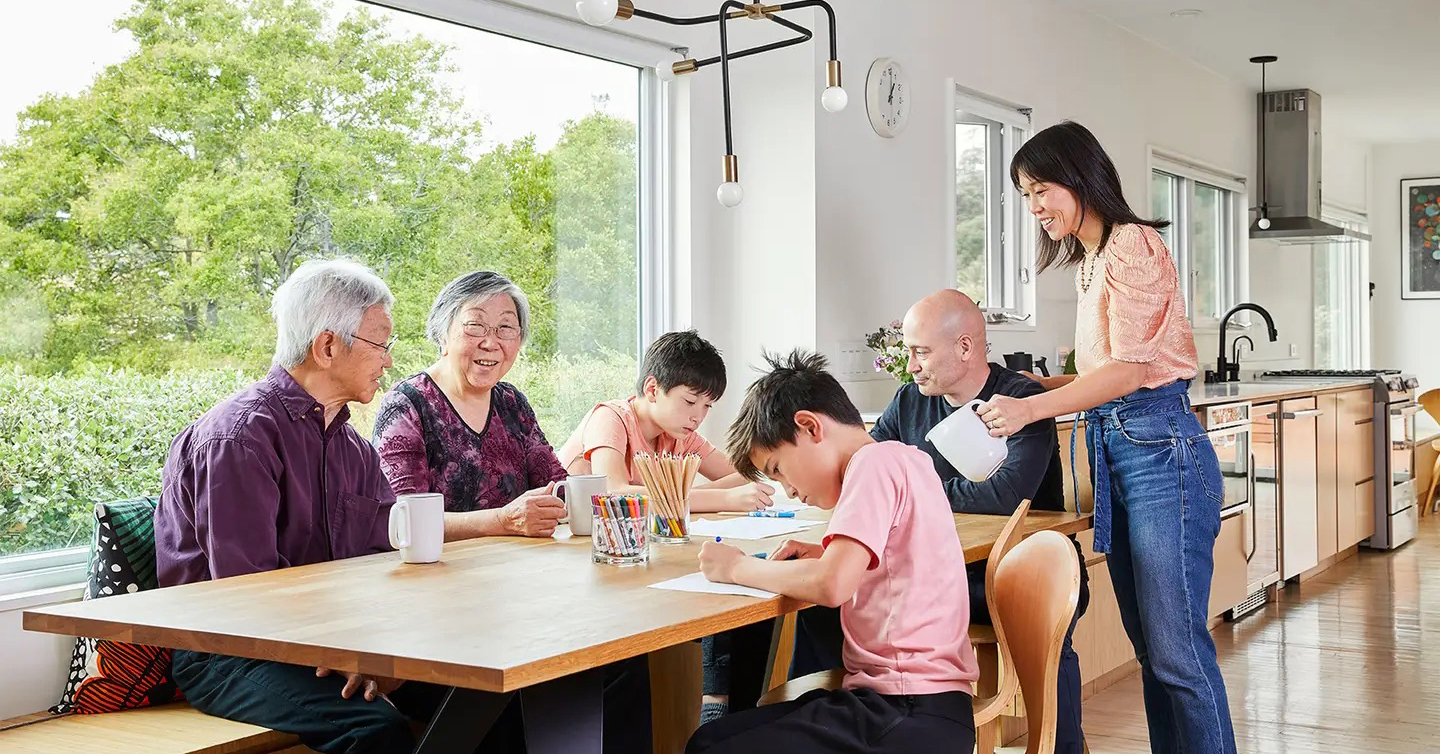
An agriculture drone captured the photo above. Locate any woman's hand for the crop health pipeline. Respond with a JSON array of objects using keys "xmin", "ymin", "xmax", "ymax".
[
  {"xmin": 698, "ymin": 540, "xmax": 746, "ymax": 583},
  {"xmin": 1020, "ymin": 371, "xmax": 1074, "ymax": 391},
  {"xmin": 725, "ymin": 482, "xmax": 775, "ymax": 511},
  {"xmin": 976, "ymin": 395, "xmax": 1037, "ymax": 437},
  {"xmin": 767, "ymin": 539, "xmax": 823, "ymax": 561},
  {"xmin": 500, "ymin": 483, "xmax": 567, "ymax": 537}
]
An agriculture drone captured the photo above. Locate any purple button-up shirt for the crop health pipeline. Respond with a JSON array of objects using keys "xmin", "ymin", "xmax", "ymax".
[{"xmin": 155, "ymin": 366, "xmax": 396, "ymax": 587}]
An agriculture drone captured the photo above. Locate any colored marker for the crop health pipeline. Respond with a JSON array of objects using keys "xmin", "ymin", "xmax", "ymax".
[{"xmin": 746, "ymin": 510, "xmax": 795, "ymax": 518}]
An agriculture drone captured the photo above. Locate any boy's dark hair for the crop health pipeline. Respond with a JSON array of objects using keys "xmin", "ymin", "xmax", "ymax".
[
  {"xmin": 726, "ymin": 349, "xmax": 864, "ymax": 480},
  {"xmin": 637, "ymin": 329, "xmax": 727, "ymax": 400}
]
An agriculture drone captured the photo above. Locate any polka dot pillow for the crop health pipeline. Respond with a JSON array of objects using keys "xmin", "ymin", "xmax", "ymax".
[{"xmin": 51, "ymin": 497, "xmax": 184, "ymax": 714}]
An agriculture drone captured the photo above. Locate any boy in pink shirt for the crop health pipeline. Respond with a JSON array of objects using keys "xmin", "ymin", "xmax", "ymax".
[
  {"xmin": 557, "ymin": 330, "xmax": 775, "ymax": 512},
  {"xmin": 693, "ymin": 350, "xmax": 978, "ymax": 753}
]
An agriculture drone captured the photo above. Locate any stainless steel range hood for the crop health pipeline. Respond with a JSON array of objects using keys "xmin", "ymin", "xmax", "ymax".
[{"xmin": 1249, "ymin": 89, "xmax": 1371, "ymax": 245}]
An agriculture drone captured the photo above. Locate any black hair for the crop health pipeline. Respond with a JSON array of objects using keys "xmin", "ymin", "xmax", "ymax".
[
  {"xmin": 1009, "ymin": 120, "xmax": 1169, "ymax": 272},
  {"xmin": 725, "ymin": 349, "xmax": 864, "ymax": 480},
  {"xmin": 637, "ymin": 329, "xmax": 727, "ymax": 400}
]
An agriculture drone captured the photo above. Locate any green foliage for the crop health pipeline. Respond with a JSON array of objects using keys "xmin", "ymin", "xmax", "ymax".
[
  {"xmin": 0, "ymin": 0, "xmax": 646, "ymax": 556},
  {"xmin": 0, "ymin": 368, "xmax": 251, "ymax": 557}
]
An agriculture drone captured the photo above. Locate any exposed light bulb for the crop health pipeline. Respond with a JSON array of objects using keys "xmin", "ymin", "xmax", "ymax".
[
  {"xmin": 1257, "ymin": 216, "xmax": 1272, "ymax": 230},
  {"xmin": 575, "ymin": 0, "xmax": 618, "ymax": 26},
  {"xmin": 716, "ymin": 181, "xmax": 744, "ymax": 207},
  {"xmin": 820, "ymin": 86, "xmax": 848, "ymax": 113},
  {"xmin": 655, "ymin": 60, "xmax": 677, "ymax": 82}
]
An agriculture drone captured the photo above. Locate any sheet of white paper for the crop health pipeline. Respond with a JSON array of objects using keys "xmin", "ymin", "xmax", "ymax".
[
  {"xmin": 649, "ymin": 572, "xmax": 777, "ymax": 599},
  {"xmin": 689, "ymin": 517, "xmax": 824, "ymax": 540}
]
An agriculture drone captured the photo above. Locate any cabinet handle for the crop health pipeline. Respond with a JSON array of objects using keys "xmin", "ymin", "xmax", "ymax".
[{"xmin": 1281, "ymin": 409, "xmax": 1324, "ymax": 419}]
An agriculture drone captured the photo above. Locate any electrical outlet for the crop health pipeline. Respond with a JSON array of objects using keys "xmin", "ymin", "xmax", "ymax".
[{"xmin": 1289, "ymin": 343, "xmax": 1298, "ymax": 357}]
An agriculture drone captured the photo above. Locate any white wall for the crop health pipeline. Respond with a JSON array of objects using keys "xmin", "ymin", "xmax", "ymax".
[
  {"xmin": 0, "ymin": 596, "xmax": 76, "ymax": 719},
  {"xmin": 1370, "ymin": 141, "xmax": 1440, "ymax": 391}
]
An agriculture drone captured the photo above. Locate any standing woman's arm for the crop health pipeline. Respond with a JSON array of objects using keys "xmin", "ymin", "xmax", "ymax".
[{"xmin": 982, "ymin": 225, "xmax": 1173, "ymax": 434}]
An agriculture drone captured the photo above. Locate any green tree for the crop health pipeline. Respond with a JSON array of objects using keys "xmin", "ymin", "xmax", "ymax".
[{"xmin": 955, "ymin": 141, "xmax": 987, "ymax": 305}]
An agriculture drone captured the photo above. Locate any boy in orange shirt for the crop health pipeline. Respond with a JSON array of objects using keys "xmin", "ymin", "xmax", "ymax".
[
  {"xmin": 693, "ymin": 350, "xmax": 978, "ymax": 753},
  {"xmin": 558, "ymin": 330, "xmax": 774, "ymax": 512}
]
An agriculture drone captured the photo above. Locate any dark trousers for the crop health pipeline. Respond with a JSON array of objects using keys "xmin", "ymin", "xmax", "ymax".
[
  {"xmin": 700, "ymin": 620, "xmax": 778, "ymax": 711},
  {"xmin": 687, "ymin": 687, "xmax": 974, "ymax": 754},
  {"xmin": 172, "ymin": 649, "xmax": 651, "ymax": 754},
  {"xmin": 790, "ymin": 540, "xmax": 1091, "ymax": 754}
]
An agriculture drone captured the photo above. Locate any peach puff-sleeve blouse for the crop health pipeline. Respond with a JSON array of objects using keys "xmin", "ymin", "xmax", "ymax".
[{"xmin": 1074, "ymin": 223, "xmax": 1199, "ymax": 389}]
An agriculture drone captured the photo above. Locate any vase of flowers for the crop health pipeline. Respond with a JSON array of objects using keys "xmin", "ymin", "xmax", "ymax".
[{"xmin": 865, "ymin": 320, "xmax": 912, "ymax": 383}]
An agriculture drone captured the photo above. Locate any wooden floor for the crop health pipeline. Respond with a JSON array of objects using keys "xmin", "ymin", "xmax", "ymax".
[{"xmin": 1082, "ymin": 516, "xmax": 1440, "ymax": 754}]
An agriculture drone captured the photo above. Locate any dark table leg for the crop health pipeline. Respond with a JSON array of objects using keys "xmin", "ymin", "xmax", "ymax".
[
  {"xmin": 522, "ymin": 666, "xmax": 605, "ymax": 754},
  {"xmin": 413, "ymin": 686, "xmax": 514, "ymax": 754}
]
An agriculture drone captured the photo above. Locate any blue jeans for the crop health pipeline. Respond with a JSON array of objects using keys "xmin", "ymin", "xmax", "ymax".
[{"xmin": 1081, "ymin": 380, "xmax": 1236, "ymax": 754}]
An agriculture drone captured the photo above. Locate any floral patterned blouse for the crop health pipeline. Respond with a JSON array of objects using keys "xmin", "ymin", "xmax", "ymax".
[{"xmin": 372, "ymin": 373, "xmax": 566, "ymax": 512}]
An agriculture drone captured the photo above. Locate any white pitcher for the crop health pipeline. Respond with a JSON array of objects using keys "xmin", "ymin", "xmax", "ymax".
[{"xmin": 924, "ymin": 400, "xmax": 1010, "ymax": 482}]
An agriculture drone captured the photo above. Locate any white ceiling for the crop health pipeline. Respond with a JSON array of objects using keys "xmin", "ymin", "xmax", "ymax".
[{"xmin": 1066, "ymin": 0, "xmax": 1440, "ymax": 144}]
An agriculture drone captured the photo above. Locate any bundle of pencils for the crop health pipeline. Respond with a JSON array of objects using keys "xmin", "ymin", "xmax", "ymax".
[
  {"xmin": 591, "ymin": 493, "xmax": 648, "ymax": 560},
  {"xmin": 634, "ymin": 452, "xmax": 700, "ymax": 540}
]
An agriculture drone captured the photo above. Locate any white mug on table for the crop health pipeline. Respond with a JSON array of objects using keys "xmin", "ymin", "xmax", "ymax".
[
  {"xmin": 555, "ymin": 474, "xmax": 607, "ymax": 536},
  {"xmin": 389, "ymin": 493, "xmax": 444, "ymax": 564},
  {"xmin": 925, "ymin": 399, "xmax": 1009, "ymax": 482}
]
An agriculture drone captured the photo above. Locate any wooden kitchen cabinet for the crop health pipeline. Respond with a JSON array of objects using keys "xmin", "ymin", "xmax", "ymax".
[
  {"xmin": 1209, "ymin": 508, "xmax": 1249, "ymax": 619},
  {"xmin": 1280, "ymin": 397, "xmax": 1321, "ymax": 580},
  {"xmin": 1357, "ymin": 479, "xmax": 1375, "ymax": 542},
  {"xmin": 1316, "ymin": 394, "xmax": 1340, "ymax": 561},
  {"xmin": 1058, "ymin": 421, "xmax": 1093, "ymax": 514},
  {"xmin": 1337, "ymin": 388, "xmax": 1375, "ymax": 549}
]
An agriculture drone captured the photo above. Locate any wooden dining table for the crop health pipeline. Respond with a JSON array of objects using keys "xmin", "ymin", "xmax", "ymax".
[{"xmin": 24, "ymin": 508, "xmax": 1091, "ymax": 754}]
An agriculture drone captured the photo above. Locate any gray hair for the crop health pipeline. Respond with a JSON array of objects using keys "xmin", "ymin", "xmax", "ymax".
[
  {"xmin": 271, "ymin": 259, "xmax": 394, "ymax": 369},
  {"xmin": 425, "ymin": 271, "xmax": 531, "ymax": 350}
]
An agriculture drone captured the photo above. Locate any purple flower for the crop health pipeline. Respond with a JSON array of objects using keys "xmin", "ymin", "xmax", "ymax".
[{"xmin": 889, "ymin": 319, "xmax": 902, "ymax": 329}]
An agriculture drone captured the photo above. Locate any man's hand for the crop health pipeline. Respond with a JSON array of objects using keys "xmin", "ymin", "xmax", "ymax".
[
  {"xmin": 698, "ymin": 540, "xmax": 746, "ymax": 583},
  {"xmin": 500, "ymin": 483, "xmax": 567, "ymax": 537},
  {"xmin": 316, "ymin": 667, "xmax": 404, "ymax": 702}
]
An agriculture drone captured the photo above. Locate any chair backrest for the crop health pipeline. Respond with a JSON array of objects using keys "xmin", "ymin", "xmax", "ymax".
[
  {"xmin": 991, "ymin": 530, "xmax": 1081, "ymax": 754},
  {"xmin": 970, "ymin": 500, "xmax": 1031, "ymax": 727},
  {"xmin": 1420, "ymin": 389, "xmax": 1440, "ymax": 427}
]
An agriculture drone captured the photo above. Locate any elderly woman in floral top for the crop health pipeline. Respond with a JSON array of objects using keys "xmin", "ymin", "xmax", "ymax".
[{"xmin": 372, "ymin": 271, "xmax": 568, "ymax": 540}]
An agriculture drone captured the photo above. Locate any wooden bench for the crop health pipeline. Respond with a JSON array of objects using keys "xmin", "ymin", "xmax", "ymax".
[{"xmin": 0, "ymin": 703, "xmax": 313, "ymax": 754}]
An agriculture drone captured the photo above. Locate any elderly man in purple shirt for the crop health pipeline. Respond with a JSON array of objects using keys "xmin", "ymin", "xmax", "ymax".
[{"xmin": 156, "ymin": 259, "xmax": 438, "ymax": 754}]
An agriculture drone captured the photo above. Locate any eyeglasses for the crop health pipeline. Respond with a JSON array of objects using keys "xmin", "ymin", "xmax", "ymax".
[
  {"xmin": 461, "ymin": 322, "xmax": 522, "ymax": 342},
  {"xmin": 352, "ymin": 334, "xmax": 398, "ymax": 354}
]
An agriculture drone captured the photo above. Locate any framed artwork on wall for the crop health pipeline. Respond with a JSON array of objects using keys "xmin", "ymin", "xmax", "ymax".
[{"xmin": 1401, "ymin": 177, "xmax": 1440, "ymax": 299}]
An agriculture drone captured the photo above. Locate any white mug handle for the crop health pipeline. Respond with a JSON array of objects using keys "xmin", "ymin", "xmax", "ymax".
[
  {"xmin": 388, "ymin": 500, "xmax": 411, "ymax": 550},
  {"xmin": 554, "ymin": 481, "xmax": 571, "ymax": 524}
]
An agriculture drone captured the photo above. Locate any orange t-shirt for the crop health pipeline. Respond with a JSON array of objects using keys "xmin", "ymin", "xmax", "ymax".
[{"xmin": 556, "ymin": 398, "xmax": 716, "ymax": 484}]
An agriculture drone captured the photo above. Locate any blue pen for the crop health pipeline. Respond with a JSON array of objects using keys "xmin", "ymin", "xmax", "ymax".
[{"xmin": 747, "ymin": 510, "xmax": 795, "ymax": 518}]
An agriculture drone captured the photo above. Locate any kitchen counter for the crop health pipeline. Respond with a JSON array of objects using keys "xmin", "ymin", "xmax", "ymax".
[{"xmin": 1058, "ymin": 377, "xmax": 1375, "ymax": 424}]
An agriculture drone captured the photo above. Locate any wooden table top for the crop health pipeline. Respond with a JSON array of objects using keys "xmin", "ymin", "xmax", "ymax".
[{"xmin": 24, "ymin": 510, "xmax": 1090, "ymax": 694}]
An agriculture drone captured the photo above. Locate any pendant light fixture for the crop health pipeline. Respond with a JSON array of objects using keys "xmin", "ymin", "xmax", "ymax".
[
  {"xmin": 575, "ymin": 1, "xmax": 845, "ymax": 207},
  {"xmin": 1250, "ymin": 54, "xmax": 1277, "ymax": 231}
]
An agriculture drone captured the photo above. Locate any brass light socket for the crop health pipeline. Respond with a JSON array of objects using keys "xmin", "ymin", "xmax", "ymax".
[
  {"xmin": 722, "ymin": 154, "xmax": 739, "ymax": 183},
  {"xmin": 826, "ymin": 59, "xmax": 842, "ymax": 88},
  {"xmin": 672, "ymin": 59, "xmax": 699, "ymax": 76},
  {"xmin": 616, "ymin": 0, "xmax": 635, "ymax": 20}
]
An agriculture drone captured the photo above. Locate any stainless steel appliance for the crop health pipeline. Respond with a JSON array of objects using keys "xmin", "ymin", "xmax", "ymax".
[
  {"xmin": 1259, "ymin": 369, "xmax": 1420, "ymax": 550},
  {"xmin": 1202, "ymin": 402, "xmax": 1276, "ymax": 620}
]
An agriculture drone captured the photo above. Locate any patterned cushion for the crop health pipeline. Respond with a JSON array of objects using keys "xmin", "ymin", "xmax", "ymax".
[{"xmin": 51, "ymin": 497, "xmax": 184, "ymax": 714}]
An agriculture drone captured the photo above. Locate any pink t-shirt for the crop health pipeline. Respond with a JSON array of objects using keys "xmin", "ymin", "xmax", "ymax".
[
  {"xmin": 823, "ymin": 441, "xmax": 979, "ymax": 695},
  {"xmin": 556, "ymin": 398, "xmax": 716, "ymax": 485}
]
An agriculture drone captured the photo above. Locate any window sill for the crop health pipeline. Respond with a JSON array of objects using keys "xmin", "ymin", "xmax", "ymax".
[
  {"xmin": 0, "ymin": 583, "xmax": 85, "ymax": 613},
  {"xmin": 985, "ymin": 320, "xmax": 1037, "ymax": 334}
]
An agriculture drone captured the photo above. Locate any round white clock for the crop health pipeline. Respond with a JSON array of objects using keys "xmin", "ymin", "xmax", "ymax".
[{"xmin": 865, "ymin": 57, "xmax": 910, "ymax": 138}]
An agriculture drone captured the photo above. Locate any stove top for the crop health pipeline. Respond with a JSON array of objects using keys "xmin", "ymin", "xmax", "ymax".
[{"xmin": 1261, "ymin": 368, "xmax": 1393, "ymax": 377}]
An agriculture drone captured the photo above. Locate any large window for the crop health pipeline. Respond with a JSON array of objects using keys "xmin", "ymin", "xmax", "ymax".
[
  {"xmin": 948, "ymin": 83, "xmax": 1032, "ymax": 323},
  {"xmin": 0, "ymin": 0, "xmax": 667, "ymax": 579},
  {"xmin": 1150, "ymin": 153, "xmax": 1246, "ymax": 324},
  {"xmin": 1314, "ymin": 209, "xmax": 1370, "ymax": 369}
]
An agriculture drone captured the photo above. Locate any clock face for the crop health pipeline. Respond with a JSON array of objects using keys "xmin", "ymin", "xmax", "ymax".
[{"xmin": 866, "ymin": 58, "xmax": 910, "ymax": 138}]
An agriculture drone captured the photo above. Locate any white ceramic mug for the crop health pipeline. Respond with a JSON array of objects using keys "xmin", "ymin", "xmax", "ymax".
[
  {"xmin": 555, "ymin": 474, "xmax": 607, "ymax": 536},
  {"xmin": 925, "ymin": 399, "xmax": 1010, "ymax": 482},
  {"xmin": 388, "ymin": 493, "xmax": 444, "ymax": 564}
]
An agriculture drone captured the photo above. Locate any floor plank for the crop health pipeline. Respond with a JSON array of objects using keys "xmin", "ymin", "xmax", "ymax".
[{"xmin": 1083, "ymin": 516, "xmax": 1440, "ymax": 754}]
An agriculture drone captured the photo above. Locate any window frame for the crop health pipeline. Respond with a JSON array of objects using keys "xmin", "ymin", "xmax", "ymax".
[
  {"xmin": 945, "ymin": 81, "xmax": 1034, "ymax": 329},
  {"xmin": 0, "ymin": 0, "xmax": 678, "ymax": 597},
  {"xmin": 1148, "ymin": 150, "xmax": 1248, "ymax": 328}
]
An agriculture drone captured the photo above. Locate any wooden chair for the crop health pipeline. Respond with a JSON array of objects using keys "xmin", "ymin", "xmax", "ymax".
[
  {"xmin": 758, "ymin": 501, "xmax": 1052, "ymax": 753},
  {"xmin": 1420, "ymin": 389, "xmax": 1440, "ymax": 515}
]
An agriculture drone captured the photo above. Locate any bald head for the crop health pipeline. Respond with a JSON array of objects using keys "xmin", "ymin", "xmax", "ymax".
[{"xmin": 900, "ymin": 289, "xmax": 989, "ymax": 402}]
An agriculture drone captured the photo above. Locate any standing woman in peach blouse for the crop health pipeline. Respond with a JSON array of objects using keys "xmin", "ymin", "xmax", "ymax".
[{"xmin": 978, "ymin": 121, "xmax": 1236, "ymax": 754}]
